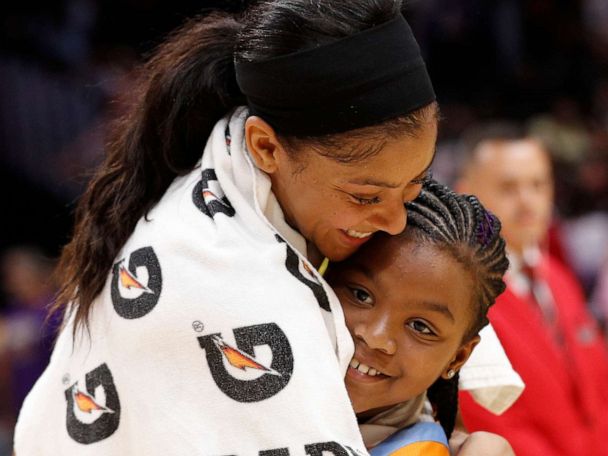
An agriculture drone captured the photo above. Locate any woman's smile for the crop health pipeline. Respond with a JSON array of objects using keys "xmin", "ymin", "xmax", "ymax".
[
  {"xmin": 255, "ymin": 116, "xmax": 438, "ymax": 261},
  {"xmin": 338, "ymin": 229, "xmax": 375, "ymax": 247}
]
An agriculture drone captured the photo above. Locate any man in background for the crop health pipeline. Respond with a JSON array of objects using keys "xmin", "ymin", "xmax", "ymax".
[{"xmin": 456, "ymin": 123, "xmax": 608, "ymax": 456}]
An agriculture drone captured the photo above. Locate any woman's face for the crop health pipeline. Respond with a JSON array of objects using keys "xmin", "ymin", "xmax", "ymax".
[
  {"xmin": 328, "ymin": 234, "xmax": 479, "ymax": 416},
  {"xmin": 246, "ymin": 117, "xmax": 437, "ymax": 261}
]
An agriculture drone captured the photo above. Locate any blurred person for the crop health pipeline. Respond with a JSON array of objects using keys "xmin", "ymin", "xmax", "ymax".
[
  {"xmin": 0, "ymin": 0, "xmax": 104, "ymax": 199},
  {"xmin": 0, "ymin": 0, "xmax": 134, "ymax": 258},
  {"xmin": 561, "ymin": 212, "xmax": 608, "ymax": 294},
  {"xmin": 0, "ymin": 247, "xmax": 58, "ymax": 414},
  {"xmin": 591, "ymin": 254, "xmax": 608, "ymax": 335},
  {"xmin": 558, "ymin": 135, "xmax": 608, "ymax": 295},
  {"xmin": 527, "ymin": 97, "xmax": 591, "ymax": 167},
  {"xmin": 575, "ymin": 136, "xmax": 608, "ymax": 213},
  {"xmin": 0, "ymin": 247, "xmax": 58, "ymax": 455},
  {"xmin": 582, "ymin": 0, "xmax": 608, "ymax": 61},
  {"xmin": 591, "ymin": 81, "xmax": 608, "ymax": 131},
  {"xmin": 455, "ymin": 122, "xmax": 608, "ymax": 455}
]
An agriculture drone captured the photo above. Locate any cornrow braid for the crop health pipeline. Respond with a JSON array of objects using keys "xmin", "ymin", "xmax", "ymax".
[
  {"xmin": 404, "ymin": 179, "xmax": 509, "ymax": 439},
  {"xmin": 406, "ymin": 179, "xmax": 508, "ymax": 337}
]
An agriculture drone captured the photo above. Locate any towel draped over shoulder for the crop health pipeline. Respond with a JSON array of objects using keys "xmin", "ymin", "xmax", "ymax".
[{"xmin": 14, "ymin": 107, "xmax": 523, "ymax": 456}]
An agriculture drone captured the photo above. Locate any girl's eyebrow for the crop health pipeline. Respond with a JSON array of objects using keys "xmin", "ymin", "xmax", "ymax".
[
  {"xmin": 348, "ymin": 263, "xmax": 375, "ymax": 281},
  {"xmin": 415, "ymin": 300, "xmax": 455, "ymax": 323}
]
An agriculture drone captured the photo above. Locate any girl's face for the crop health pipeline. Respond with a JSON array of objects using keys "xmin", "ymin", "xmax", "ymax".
[
  {"xmin": 246, "ymin": 117, "xmax": 437, "ymax": 262},
  {"xmin": 328, "ymin": 235, "xmax": 480, "ymax": 416}
]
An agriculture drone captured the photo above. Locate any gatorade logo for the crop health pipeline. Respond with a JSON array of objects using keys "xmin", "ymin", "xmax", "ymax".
[
  {"xmin": 193, "ymin": 168, "xmax": 236, "ymax": 218},
  {"xmin": 239, "ymin": 442, "xmax": 364, "ymax": 456},
  {"xmin": 110, "ymin": 246, "xmax": 162, "ymax": 319},
  {"xmin": 64, "ymin": 363, "xmax": 121, "ymax": 444},
  {"xmin": 198, "ymin": 323, "xmax": 294, "ymax": 402}
]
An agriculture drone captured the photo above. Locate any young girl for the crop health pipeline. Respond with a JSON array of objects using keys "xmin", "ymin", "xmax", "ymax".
[{"xmin": 327, "ymin": 180, "xmax": 511, "ymax": 454}]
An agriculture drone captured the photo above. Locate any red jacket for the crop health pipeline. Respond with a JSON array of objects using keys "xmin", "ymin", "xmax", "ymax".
[{"xmin": 460, "ymin": 255, "xmax": 608, "ymax": 456}]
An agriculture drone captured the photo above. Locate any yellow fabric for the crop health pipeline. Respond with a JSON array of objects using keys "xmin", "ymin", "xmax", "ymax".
[
  {"xmin": 388, "ymin": 441, "xmax": 449, "ymax": 456},
  {"xmin": 318, "ymin": 257, "xmax": 330, "ymax": 276}
]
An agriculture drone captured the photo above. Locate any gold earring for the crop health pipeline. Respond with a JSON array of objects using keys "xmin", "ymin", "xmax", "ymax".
[{"xmin": 446, "ymin": 369, "xmax": 456, "ymax": 379}]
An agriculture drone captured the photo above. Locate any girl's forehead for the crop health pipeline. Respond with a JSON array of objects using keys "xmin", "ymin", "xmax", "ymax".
[
  {"xmin": 333, "ymin": 234, "xmax": 427, "ymax": 280},
  {"xmin": 346, "ymin": 236, "xmax": 469, "ymax": 290},
  {"xmin": 335, "ymin": 236, "xmax": 475, "ymax": 326}
]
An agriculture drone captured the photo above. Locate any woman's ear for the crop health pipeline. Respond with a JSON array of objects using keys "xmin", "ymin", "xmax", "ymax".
[
  {"xmin": 245, "ymin": 116, "xmax": 284, "ymax": 174},
  {"xmin": 442, "ymin": 335, "xmax": 481, "ymax": 380}
]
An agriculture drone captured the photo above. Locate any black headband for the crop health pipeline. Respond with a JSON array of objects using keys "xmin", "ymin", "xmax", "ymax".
[{"xmin": 235, "ymin": 15, "xmax": 435, "ymax": 136}]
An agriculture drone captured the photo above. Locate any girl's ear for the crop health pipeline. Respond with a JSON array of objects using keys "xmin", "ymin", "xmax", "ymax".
[
  {"xmin": 441, "ymin": 335, "xmax": 481, "ymax": 380},
  {"xmin": 245, "ymin": 116, "xmax": 284, "ymax": 174}
]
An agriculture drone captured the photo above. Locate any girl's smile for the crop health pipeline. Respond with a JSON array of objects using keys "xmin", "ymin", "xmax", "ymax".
[
  {"xmin": 329, "ymin": 233, "xmax": 480, "ymax": 414},
  {"xmin": 348, "ymin": 357, "xmax": 391, "ymax": 382}
]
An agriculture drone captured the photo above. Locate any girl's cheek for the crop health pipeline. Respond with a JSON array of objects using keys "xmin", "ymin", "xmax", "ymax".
[{"xmin": 342, "ymin": 306, "xmax": 358, "ymax": 330}]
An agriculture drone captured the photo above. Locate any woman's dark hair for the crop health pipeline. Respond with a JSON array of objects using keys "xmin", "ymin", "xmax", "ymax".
[
  {"xmin": 53, "ymin": 0, "xmax": 438, "ymax": 335},
  {"xmin": 405, "ymin": 180, "xmax": 509, "ymax": 438}
]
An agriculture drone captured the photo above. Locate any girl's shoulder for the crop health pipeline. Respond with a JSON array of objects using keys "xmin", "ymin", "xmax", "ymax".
[{"xmin": 370, "ymin": 422, "xmax": 449, "ymax": 456}]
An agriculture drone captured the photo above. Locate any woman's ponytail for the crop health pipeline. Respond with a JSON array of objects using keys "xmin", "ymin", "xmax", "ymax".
[
  {"xmin": 53, "ymin": 12, "xmax": 244, "ymax": 334},
  {"xmin": 55, "ymin": 0, "xmax": 422, "ymax": 335},
  {"xmin": 143, "ymin": 12, "xmax": 245, "ymax": 171}
]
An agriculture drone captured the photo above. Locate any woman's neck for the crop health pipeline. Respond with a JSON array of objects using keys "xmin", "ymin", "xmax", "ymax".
[{"xmin": 306, "ymin": 242, "xmax": 324, "ymax": 268}]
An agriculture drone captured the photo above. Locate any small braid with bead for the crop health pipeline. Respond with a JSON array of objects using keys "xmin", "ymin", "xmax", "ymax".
[{"xmin": 405, "ymin": 179, "xmax": 509, "ymax": 438}]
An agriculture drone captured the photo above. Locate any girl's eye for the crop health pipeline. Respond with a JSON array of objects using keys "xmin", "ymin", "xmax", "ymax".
[
  {"xmin": 352, "ymin": 195, "xmax": 381, "ymax": 206},
  {"xmin": 348, "ymin": 286, "xmax": 373, "ymax": 305},
  {"xmin": 407, "ymin": 319, "xmax": 435, "ymax": 335}
]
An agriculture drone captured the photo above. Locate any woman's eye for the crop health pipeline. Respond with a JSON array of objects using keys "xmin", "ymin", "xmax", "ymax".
[
  {"xmin": 407, "ymin": 319, "xmax": 435, "ymax": 335},
  {"xmin": 352, "ymin": 195, "xmax": 381, "ymax": 206},
  {"xmin": 349, "ymin": 287, "xmax": 373, "ymax": 305}
]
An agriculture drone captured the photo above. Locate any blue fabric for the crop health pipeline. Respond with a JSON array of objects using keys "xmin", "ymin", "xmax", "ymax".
[{"xmin": 370, "ymin": 422, "xmax": 449, "ymax": 456}]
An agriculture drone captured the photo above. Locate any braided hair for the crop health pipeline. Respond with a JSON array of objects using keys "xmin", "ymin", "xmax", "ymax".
[{"xmin": 405, "ymin": 179, "xmax": 509, "ymax": 438}]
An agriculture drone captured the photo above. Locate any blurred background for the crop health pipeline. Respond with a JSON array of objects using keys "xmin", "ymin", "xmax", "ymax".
[{"xmin": 0, "ymin": 0, "xmax": 606, "ymax": 453}]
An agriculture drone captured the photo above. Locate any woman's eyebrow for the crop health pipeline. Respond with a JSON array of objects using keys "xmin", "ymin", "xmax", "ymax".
[
  {"xmin": 346, "ymin": 149, "xmax": 436, "ymax": 188},
  {"xmin": 414, "ymin": 150, "xmax": 436, "ymax": 179},
  {"xmin": 346, "ymin": 178, "xmax": 401, "ymax": 188}
]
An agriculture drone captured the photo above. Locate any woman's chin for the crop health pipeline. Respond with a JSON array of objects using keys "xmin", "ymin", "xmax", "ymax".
[{"xmin": 316, "ymin": 241, "xmax": 358, "ymax": 263}]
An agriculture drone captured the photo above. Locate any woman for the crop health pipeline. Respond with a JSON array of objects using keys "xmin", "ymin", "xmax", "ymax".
[{"xmin": 15, "ymin": 1, "xmax": 513, "ymax": 454}]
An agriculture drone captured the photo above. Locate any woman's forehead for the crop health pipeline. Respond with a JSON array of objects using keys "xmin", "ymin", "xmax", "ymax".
[{"xmin": 311, "ymin": 127, "xmax": 437, "ymax": 184}]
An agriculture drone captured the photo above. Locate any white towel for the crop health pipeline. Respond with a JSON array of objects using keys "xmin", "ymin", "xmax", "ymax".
[
  {"xmin": 459, "ymin": 325, "xmax": 525, "ymax": 415},
  {"xmin": 14, "ymin": 107, "xmax": 367, "ymax": 456},
  {"xmin": 15, "ymin": 108, "xmax": 523, "ymax": 456}
]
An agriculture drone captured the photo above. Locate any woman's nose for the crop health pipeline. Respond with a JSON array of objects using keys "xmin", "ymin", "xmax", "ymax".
[{"xmin": 369, "ymin": 200, "xmax": 408, "ymax": 235}]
